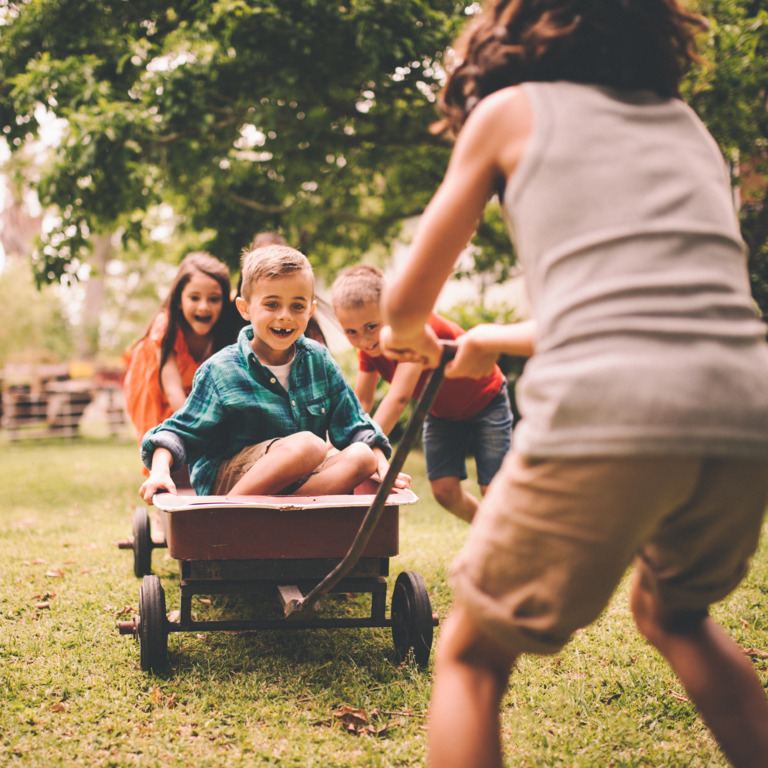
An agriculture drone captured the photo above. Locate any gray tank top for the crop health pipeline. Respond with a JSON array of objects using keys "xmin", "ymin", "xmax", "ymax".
[{"xmin": 504, "ymin": 81, "xmax": 768, "ymax": 458}]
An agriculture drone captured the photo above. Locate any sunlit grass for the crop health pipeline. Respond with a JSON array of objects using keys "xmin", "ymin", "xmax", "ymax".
[{"xmin": 1, "ymin": 436, "xmax": 766, "ymax": 766}]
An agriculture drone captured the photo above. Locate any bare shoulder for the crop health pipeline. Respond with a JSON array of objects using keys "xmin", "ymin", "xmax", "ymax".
[
  {"xmin": 459, "ymin": 86, "xmax": 532, "ymax": 177},
  {"xmin": 466, "ymin": 86, "xmax": 531, "ymax": 129}
]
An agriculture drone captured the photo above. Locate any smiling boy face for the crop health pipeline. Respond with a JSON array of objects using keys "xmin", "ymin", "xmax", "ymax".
[
  {"xmin": 236, "ymin": 271, "xmax": 316, "ymax": 365},
  {"xmin": 335, "ymin": 302, "xmax": 384, "ymax": 357}
]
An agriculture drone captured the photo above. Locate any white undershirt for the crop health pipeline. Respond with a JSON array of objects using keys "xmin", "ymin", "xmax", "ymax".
[{"xmin": 264, "ymin": 356, "xmax": 294, "ymax": 391}]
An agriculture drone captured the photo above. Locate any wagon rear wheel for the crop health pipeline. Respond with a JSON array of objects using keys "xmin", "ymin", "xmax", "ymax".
[
  {"xmin": 138, "ymin": 575, "xmax": 168, "ymax": 673},
  {"xmin": 132, "ymin": 507, "xmax": 153, "ymax": 578},
  {"xmin": 391, "ymin": 570, "xmax": 433, "ymax": 668}
]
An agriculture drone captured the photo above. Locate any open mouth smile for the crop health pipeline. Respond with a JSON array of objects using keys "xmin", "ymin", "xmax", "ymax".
[{"xmin": 270, "ymin": 327, "xmax": 293, "ymax": 338}]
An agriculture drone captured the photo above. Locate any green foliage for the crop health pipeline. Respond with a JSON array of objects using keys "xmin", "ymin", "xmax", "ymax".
[
  {"xmin": 0, "ymin": 0, "xmax": 469, "ymax": 283},
  {"xmin": 687, "ymin": 0, "xmax": 768, "ymax": 316},
  {"xmin": 0, "ymin": 259, "xmax": 74, "ymax": 365},
  {"xmin": 1, "ymin": 0, "xmax": 767, "ymax": 319}
]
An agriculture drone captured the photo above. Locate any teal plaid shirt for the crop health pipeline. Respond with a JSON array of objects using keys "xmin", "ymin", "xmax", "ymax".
[{"xmin": 142, "ymin": 327, "xmax": 390, "ymax": 495}]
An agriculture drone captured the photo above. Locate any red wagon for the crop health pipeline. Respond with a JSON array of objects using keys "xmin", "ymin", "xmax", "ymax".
[
  {"xmin": 118, "ymin": 345, "xmax": 455, "ymax": 674},
  {"xmin": 118, "ymin": 480, "xmax": 437, "ymax": 673}
]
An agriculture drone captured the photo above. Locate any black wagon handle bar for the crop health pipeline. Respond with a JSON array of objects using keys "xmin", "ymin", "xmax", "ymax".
[{"xmin": 286, "ymin": 341, "xmax": 457, "ymax": 616}]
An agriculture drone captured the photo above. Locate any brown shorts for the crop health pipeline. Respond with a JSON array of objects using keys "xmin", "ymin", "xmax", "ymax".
[
  {"xmin": 211, "ymin": 438, "xmax": 333, "ymax": 496},
  {"xmin": 451, "ymin": 453, "xmax": 768, "ymax": 655}
]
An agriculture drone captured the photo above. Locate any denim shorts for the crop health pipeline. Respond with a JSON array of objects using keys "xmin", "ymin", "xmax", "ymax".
[{"xmin": 422, "ymin": 387, "xmax": 513, "ymax": 487}]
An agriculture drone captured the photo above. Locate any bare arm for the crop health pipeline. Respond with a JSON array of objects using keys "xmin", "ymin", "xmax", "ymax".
[
  {"xmin": 446, "ymin": 320, "xmax": 536, "ymax": 379},
  {"xmin": 138, "ymin": 447, "xmax": 177, "ymax": 502},
  {"xmin": 160, "ymin": 352, "xmax": 187, "ymax": 412},
  {"xmin": 371, "ymin": 362, "xmax": 423, "ymax": 435},
  {"xmin": 382, "ymin": 87, "xmax": 532, "ymax": 368},
  {"xmin": 354, "ymin": 369, "xmax": 379, "ymax": 414}
]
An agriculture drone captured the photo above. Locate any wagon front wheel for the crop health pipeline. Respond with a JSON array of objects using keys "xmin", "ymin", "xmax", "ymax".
[
  {"xmin": 391, "ymin": 570, "xmax": 433, "ymax": 668},
  {"xmin": 132, "ymin": 507, "xmax": 153, "ymax": 578},
  {"xmin": 138, "ymin": 575, "xmax": 168, "ymax": 673}
]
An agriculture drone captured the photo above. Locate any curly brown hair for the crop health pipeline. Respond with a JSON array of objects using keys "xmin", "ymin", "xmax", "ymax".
[{"xmin": 437, "ymin": 0, "xmax": 708, "ymax": 134}]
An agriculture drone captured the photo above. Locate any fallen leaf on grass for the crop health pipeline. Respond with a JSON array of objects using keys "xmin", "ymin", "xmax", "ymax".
[
  {"xmin": 50, "ymin": 701, "xmax": 68, "ymax": 713},
  {"xmin": 150, "ymin": 687, "xmax": 177, "ymax": 709},
  {"xmin": 334, "ymin": 705, "xmax": 369, "ymax": 728},
  {"xmin": 196, "ymin": 598, "xmax": 212, "ymax": 606},
  {"xmin": 114, "ymin": 605, "xmax": 134, "ymax": 618},
  {"xmin": 744, "ymin": 647, "xmax": 768, "ymax": 659},
  {"xmin": 332, "ymin": 705, "xmax": 403, "ymax": 737},
  {"xmin": 668, "ymin": 690, "xmax": 689, "ymax": 703},
  {"xmin": 34, "ymin": 602, "xmax": 50, "ymax": 610},
  {"xmin": 45, "ymin": 568, "xmax": 65, "ymax": 578}
]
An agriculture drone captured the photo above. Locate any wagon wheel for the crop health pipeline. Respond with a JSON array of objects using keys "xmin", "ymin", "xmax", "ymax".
[
  {"xmin": 132, "ymin": 507, "xmax": 153, "ymax": 578},
  {"xmin": 391, "ymin": 571, "xmax": 433, "ymax": 668},
  {"xmin": 138, "ymin": 575, "xmax": 168, "ymax": 673}
]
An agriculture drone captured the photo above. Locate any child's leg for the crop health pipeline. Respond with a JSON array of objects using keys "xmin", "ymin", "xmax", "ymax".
[
  {"xmin": 631, "ymin": 572, "xmax": 768, "ymax": 768},
  {"xmin": 428, "ymin": 600, "xmax": 517, "ymax": 768},
  {"xmin": 295, "ymin": 442, "xmax": 377, "ymax": 495},
  {"xmin": 429, "ymin": 476, "xmax": 479, "ymax": 522},
  {"xmin": 227, "ymin": 432, "xmax": 328, "ymax": 495}
]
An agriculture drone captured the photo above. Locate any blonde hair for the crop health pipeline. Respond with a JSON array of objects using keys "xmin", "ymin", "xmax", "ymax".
[
  {"xmin": 331, "ymin": 265, "xmax": 385, "ymax": 310},
  {"xmin": 239, "ymin": 245, "xmax": 313, "ymax": 302}
]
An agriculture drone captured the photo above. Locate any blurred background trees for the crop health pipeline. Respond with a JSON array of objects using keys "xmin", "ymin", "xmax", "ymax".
[{"xmin": 0, "ymin": 0, "xmax": 766, "ymax": 366}]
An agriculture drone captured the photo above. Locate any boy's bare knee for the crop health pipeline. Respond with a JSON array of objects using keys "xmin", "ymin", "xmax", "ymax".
[
  {"xmin": 430, "ymin": 477, "xmax": 461, "ymax": 508},
  {"xmin": 630, "ymin": 571, "xmax": 708, "ymax": 647},
  {"xmin": 438, "ymin": 602, "xmax": 517, "ymax": 683},
  {"xmin": 344, "ymin": 442, "xmax": 377, "ymax": 474},
  {"xmin": 277, "ymin": 432, "xmax": 327, "ymax": 467}
]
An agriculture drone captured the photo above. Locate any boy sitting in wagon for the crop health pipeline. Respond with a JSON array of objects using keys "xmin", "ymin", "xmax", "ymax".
[{"xmin": 140, "ymin": 245, "xmax": 406, "ymax": 501}]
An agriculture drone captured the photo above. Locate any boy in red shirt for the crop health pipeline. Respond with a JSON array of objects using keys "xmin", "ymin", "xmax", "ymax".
[{"xmin": 332, "ymin": 265, "xmax": 514, "ymax": 521}]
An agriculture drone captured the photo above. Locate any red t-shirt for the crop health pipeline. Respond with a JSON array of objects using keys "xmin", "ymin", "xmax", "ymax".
[{"xmin": 358, "ymin": 314, "xmax": 505, "ymax": 421}]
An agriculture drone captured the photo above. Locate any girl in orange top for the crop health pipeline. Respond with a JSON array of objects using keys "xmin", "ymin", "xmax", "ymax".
[{"xmin": 123, "ymin": 252, "xmax": 237, "ymax": 442}]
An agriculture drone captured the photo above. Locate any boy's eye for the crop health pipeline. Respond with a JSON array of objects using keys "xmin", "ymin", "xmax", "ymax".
[
  {"xmin": 292, "ymin": 303, "xmax": 306, "ymax": 312},
  {"xmin": 345, "ymin": 329, "xmax": 357, "ymax": 337},
  {"xmin": 366, "ymin": 324, "xmax": 379, "ymax": 333}
]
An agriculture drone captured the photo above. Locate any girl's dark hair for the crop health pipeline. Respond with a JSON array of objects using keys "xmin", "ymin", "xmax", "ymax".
[
  {"xmin": 438, "ymin": 0, "xmax": 708, "ymax": 134},
  {"xmin": 142, "ymin": 252, "xmax": 237, "ymax": 376}
]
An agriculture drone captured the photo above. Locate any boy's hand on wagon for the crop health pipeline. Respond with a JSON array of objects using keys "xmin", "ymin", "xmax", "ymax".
[
  {"xmin": 380, "ymin": 324, "xmax": 442, "ymax": 369},
  {"xmin": 139, "ymin": 471, "xmax": 177, "ymax": 503},
  {"xmin": 371, "ymin": 448, "xmax": 411, "ymax": 489}
]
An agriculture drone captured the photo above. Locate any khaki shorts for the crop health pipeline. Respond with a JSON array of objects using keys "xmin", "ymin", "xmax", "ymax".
[
  {"xmin": 212, "ymin": 438, "xmax": 333, "ymax": 496},
  {"xmin": 451, "ymin": 453, "xmax": 768, "ymax": 655}
]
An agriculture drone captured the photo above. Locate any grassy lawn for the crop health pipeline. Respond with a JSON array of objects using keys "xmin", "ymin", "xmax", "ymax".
[{"xmin": 1, "ymin": 435, "xmax": 767, "ymax": 767}]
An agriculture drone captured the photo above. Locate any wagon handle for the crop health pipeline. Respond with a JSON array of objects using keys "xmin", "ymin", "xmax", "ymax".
[{"xmin": 286, "ymin": 340, "xmax": 457, "ymax": 617}]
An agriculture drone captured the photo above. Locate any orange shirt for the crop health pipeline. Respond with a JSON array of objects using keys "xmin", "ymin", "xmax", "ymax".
[{"xmin": 123, "ymin": 312, "xmax": 200, "ymax": 441}]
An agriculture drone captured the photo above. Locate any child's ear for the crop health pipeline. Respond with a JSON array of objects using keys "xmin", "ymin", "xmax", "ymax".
[
  {"xmin": 235, "ymin": 296, "xmax": 249, "ymax": 321},
  {"xmin": 308, "ymin": 299, "xmax": 317, "ymax": 318}
]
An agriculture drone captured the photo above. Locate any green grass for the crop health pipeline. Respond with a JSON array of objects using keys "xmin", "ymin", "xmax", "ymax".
[{"xmin": 1, "ymin": 436, "xmax": 767, "ymax": 767}]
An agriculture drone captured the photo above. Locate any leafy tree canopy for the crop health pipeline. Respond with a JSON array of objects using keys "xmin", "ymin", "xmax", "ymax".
[
  {"xmin": 1, "ymin": 0, "xmax": 767, "ymax": 318},
  {"xmin": 0, "ymin": 0, "xmax": 468, "ymax": 282},
  {"xmin": 688, "ymin": 0, "xmax": 768, "ymax": 315}
]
